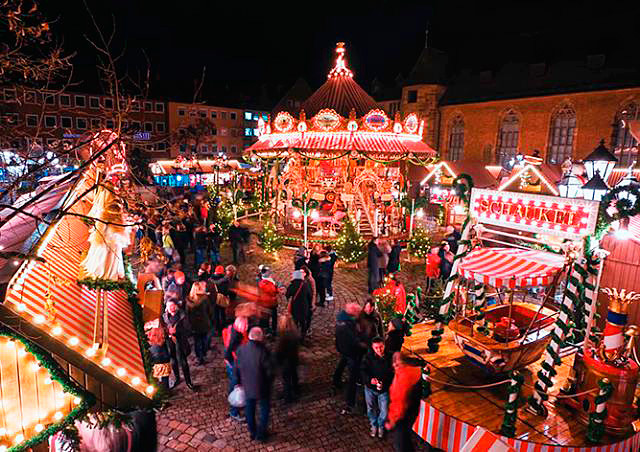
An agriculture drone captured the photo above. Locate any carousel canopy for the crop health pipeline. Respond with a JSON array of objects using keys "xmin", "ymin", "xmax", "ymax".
[
  {"xmin": 301, "ymin": 43, "xmax": 378, "ymax": 117},
  {"xmin": 458, "ymin": 247, "xmax": 565, "ymax": 288},
  {"xmin": 245, "ymin": 43, "xmax": 435, "ymax": 159}
]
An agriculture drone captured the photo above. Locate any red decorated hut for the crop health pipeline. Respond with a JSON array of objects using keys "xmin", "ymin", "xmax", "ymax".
[{"xmin": 245, "ymin": 43, "xmax": 436, "ymax": 243}]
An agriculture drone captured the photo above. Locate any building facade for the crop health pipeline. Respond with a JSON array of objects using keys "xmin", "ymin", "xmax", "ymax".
[
  {"xmin": 388, "ymin": 45, "xmax": 640, "ymax": 168},
  {"xmin": 167, "ymin": 101, "xmax": 267, "ymax": 159},
  {"xmin": 0, "ymin": 87, "xmax": 170, "ymax": 160}
]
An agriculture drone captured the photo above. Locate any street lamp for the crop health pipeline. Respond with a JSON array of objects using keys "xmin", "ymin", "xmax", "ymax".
[
  {"xmin": 291, "ymin": 194, "xmax": 319, "ymax": 249},
  {"xmin": 558, "ymin": 172, "xmax": 583, "ymax": 198},
  {"xmin": 582, "ymin": 170, "xmax": 609, "ymax": 201},
  {"xmin": 583, "ymin": 139, "xmax": 617, "ymax": 183}
]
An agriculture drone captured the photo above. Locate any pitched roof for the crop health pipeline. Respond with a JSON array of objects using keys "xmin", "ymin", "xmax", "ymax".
[
  {"xmin": 300, "ymin": 43, "xmax": 378, "ymax": 118},
  {"xmin": 404, "ymin": 47, "xmax": 448, "ymax": 86}
]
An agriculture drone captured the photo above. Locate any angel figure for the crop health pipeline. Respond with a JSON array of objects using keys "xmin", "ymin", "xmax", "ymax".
[{"xmin": 81, "ymin": 182, "xmax": 131, "ymax": 280}]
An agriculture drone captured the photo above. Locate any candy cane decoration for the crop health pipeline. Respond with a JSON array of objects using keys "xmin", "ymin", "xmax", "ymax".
[
  {"xmin": 586, "ymin": 378, "xmax": 613, "ymax": 443},
  {"xmin": 500, "ymin": 371, "xmax": 524, "ymax": 437}
]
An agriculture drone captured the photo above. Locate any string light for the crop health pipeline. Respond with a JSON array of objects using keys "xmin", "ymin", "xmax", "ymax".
[
  {"xmin": 85, "ymin": 347, "xmax": 96, "ymax": 357},
  {"xmin": 0, "ymin": 428, "xmax": 6, "ymax": 435},
  {"xmin": 14, "ymin": 434, "xmax": 23, "ymax": 444},
  {"xmin": 30, "ymin": 362, "xmax": 40, "ymax": 372},
  {"xmin": 131, "ymin": 376, "xmax": 141, "ymax": 386},
  {"xmin": 6, "ymin": 340, "xmax": 15, "ymax": 348},
  {"xmin": 44, "ymin": 377, "xmax": 52, "ymax": 385},
  {"xmin": 15, "ymin": 302, "xmax": 26, "ymax": 312},
  {"xmin": 117, "ymin": 368, "xmax": 126, "ymax": 377},
  {"xmin": 145, "ymin": 385, "xmax": 156, "ymax": 395},
  {"xmin": 101, "ymin": 357, "xmax": 111, "ymax": 366},
  {"xmin": 34, "ymin": 424, "xmax": 44, "ymax": 433},
  {"xmin": 54, "ymin": 411, "xmax": 63, "ymax": 421},
  {"xmin": 68, "ymin": 337, "xmax": 79, "ymax": 346},
  {"xmin": 17, "ymin": 348, "xmax": 26, "ymax": 357},
  {"xmin": 33, "ymin": 314, "xmax": 45, "ymax": 324},
  {"xmin": 52, "ymin": 326, "xmax": 62, "ymax": 336},
  {"xmin": 73, "ymin": 397, "xmax": 82, "ymax": 405}
]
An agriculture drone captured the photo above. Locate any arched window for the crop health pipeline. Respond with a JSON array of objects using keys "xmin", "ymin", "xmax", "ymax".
[
  {"xmin": 448, "ymin": 116, "xmax": 464, "ymax": 161},
  {"xmin": 547, "ymin": 106, "xmax": 576, "ymax": 164},
  {"xmin": 497, "ymin": 110, "xmax": 520, "ymax": 166},
  {"xmin": 612, "ymin": 103, "xmax": 639, "ymax": 166}
]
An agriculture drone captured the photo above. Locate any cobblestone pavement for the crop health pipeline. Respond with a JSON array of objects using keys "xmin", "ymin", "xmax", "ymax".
[{"xmin": 157, "ymin": 240, "xmax": 431, "ymax": 451}]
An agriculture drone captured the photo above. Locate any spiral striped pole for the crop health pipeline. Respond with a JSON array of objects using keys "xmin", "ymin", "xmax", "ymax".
[
  {"xmin": 586, "ymin": 378, "xmax": 613, "ymax": 443},
  {"xmin": 500, "ymin": 371, "xmax": 524, "ymax": 437},
  {"xmin": 527, "ymin": 258, "xmax": 584, "ymax": 417}
]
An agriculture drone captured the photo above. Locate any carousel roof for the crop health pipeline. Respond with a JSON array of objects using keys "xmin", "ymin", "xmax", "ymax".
[
  {"xmin": 301, "ymin": 43, "xmax": 378, "ymax": 117},
  {"xmin": 245, "ymin": 43, "xmax": 435, "ymax": 159}
]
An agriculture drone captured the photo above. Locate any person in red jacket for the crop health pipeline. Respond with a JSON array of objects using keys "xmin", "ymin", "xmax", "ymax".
[
  {"xmin": 425, "ymin": 247, "xmax": 441, "ymax": 291},
  {"xmin": 258, "ymin": 266, "xmax": 280, "ymax": 336},
  {"xmin": 385, "ymin": 352, "xmax": 423, "ymax": 452}
]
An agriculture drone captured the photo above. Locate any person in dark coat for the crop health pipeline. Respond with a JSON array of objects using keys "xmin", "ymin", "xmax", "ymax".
[
  {"xmin": 162, "ymin": 300, "xmax": 194, "ymax": 390},
  {"xmin": 316, "ymin": 250, "xmax": 332, "ymax": 307},
  {"xmin": 332, "ymin": 303, "xmax": 367, "ymax": 414},
  {"xmin": 438, "ymin": 241, "xmax": 454, "ymax": 281},
  {"xmin": 228, "ymin": 221, "xmax": 246, "ymax": 264},
  {"xmin": 187, "ymin": 277, "xmax": 214, "ymax": 365},
  {"xmin": 211, "ymin": 265, "xmax": 229, "ymax": 335},
  {"xmin": 193, "ymin": 225, "xmax": 208, "ymax": 269},
  {"xmin": 293, "ymin": 246, "xmax": 307, "ymax": 270},
  {"xmin": 172, "ymin": 223, "xmax": 190, "ymax": 265},
  {"xmin": 361, "ymin": 337, "xmax": 394, "ymax": 438},
  {"xmin": 367, "ymin": 238, "xmax": 383, "ymax": 293},
  {"xmin": 234, "ymin": 327, "xmax": 274, "ymax": 442},
  {"xmin": 308, "ymin": 245, "xmax": 321, "ymax": 282},
  {"xmin": 324, "ymin": 245, "xmax": 338, "ymax": 301},
  {"xmin": 286, "ymin": 270, "xmax": 312, "ymax": 340},
  {"xmin": 385, "ymin": 318, "xmax": 406, "ymax": 354},
  {"xmin": 207, "ymin": 224, "xmax": 221, "ymax": 265},
  {"xmin": 444, "ymin": 225, "xmax": 461, "ymax": 255},
  {"xmin": 387, "ymin": 240, "xmax": 402, "ymax": 274},
  {"xmin": 357, "ymin": 299, "xmax": 384, "ymax": 345},
  {"xmin": 275, "ymin": 315, "xmax": 300, "ymax": 403}
]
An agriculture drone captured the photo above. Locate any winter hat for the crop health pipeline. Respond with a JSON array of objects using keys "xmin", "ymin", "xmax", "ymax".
[{"xmin": 214, "ymin": 265, "xmax": 225, "ymax": 275}]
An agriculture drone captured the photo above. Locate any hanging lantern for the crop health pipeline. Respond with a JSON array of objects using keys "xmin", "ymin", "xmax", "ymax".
[
  {"xmin": 558, "ymin": 173, "xmax": 584, "ymax": 198},
  {"xmin": 583, "ymin": 139, "xmax": 617, "ymax": 182}
]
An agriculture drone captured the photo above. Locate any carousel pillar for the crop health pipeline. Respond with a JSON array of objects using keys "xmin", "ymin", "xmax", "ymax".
[
  {"xmin": 583, "ymin": 255, "xmax": 606, "ymax": 352},
  {"xmin": 303, "ymin": 199, "xmax": 308, "ymax": 249},
  {"xmin": 409, "ymin": 199, "xmax": 415, "ymax": 237}
]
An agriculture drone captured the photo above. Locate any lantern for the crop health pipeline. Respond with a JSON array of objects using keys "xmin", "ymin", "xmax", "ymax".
[
  {"xmin": 615, "ymin": 164, "xmax": 640, "ymax": 204},
  {"xmin": 557, "ymin": 173, "xmax": 583, "ymax": 198},
  {"xmin": 582, "ymin": 171, "xmax": 609, "ymax": 201},
  {"xmin": 583, "ymin": 139, "xmax": 617, "ymax": 182}
]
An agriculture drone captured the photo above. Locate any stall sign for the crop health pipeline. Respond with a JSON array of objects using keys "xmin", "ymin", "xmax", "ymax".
[
  {"xmin": 430, "ymin": 187, "xmax": 456, "ymax": 205},
  {"xmin": 469, "ymin": 188, "xmax": 599, "ymax": 240}
]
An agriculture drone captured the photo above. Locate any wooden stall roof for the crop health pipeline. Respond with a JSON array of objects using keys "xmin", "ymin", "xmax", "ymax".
[
  {"xmin": 409, "ymin": 160, "xmax": 498, "ymax": 188},
  {"xmin": 3, "ymin": 172, "xmax": 151, "ymax": 400}
]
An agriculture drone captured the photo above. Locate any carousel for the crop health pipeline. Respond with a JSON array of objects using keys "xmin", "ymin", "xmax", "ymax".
[{"xmin": 245, "ymin": 43, "xmax": 436, "ymax": 245}]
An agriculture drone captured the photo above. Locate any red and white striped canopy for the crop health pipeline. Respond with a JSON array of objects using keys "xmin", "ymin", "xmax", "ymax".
[{"xmin": 458, "ymin": 247, "xmax": 565, "ymax": 288}]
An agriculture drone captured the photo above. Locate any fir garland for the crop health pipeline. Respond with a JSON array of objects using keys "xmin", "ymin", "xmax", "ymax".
[
  {"xmin": 0, "ymin": 326, "xmax": 95, "ymax": 452},
  {"xmin": 499, "ymin": 371, "xmax": 524, "ymax": 438},
  {"xmin": 586, "ymin": 378, "xmax": 613, "ymax": 443},
  {"xmin": 421, "ymin": 366, "xmax": 432, "ymax": 398}
]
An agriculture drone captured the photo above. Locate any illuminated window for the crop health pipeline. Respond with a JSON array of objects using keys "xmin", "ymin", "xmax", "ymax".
[
  {"xmin": 253, "ymin": 128, "xmax": 259, "ymax": 136},
  {"xmin": 245, "ymin": 128, "xmax": 253, "ymax": 136},
  {"xmin": 245, "ymin": 112, "xmax": 253, "ymax": 120},
  {"xmin": 547, "ymin": 106, "xmax": 576, "ymax": 164},
  {"xmin": 262, "ymin": 113, "xmax": 268, "ymax": 121},
  {"xmin": 448, "ymin": 116, "xmax": 464, "ymax": 161},
  {"xmin": 497, "ymin": 110, "xmax": 520, "ymax": 166},
  {"xmin": 407, "ymin": 90, "xmax": 418, "ymax": 103},
  {"xmin": 612, "ymin": 102, "xmax": 639, "ymax": 166}
]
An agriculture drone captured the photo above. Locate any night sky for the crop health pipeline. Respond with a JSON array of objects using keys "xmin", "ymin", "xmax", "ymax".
[{"xmin": 42, "ymin": 1, "xmax": 640, "ymax": 107}]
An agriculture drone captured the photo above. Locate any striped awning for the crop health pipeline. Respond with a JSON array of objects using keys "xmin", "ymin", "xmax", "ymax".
[
  {"xmin": 458, "ymin": 247, "xmax": 565, "ymax": 288},
  {"xmin": 3, "ymin": 183, "xmax": 149, "ymax": 396},
  {"xmin": 247, "ymin": 131, "xmax": 435, "ymax": 157}
]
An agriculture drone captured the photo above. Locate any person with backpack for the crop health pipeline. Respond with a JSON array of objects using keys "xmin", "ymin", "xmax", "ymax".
[{"xmin": 223, "ymin": 316, "xmax": 249, "ymax": 422}]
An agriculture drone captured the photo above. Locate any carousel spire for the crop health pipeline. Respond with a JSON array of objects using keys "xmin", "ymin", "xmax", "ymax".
[{"xmin": 328, "ymin": 42, "xmax": 353, "ymax": 79}]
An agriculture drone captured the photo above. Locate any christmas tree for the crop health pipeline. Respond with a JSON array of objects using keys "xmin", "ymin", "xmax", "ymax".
[
  {"xmin": 258, "ymin": 218, "xmax": 284, "ymax": 254},
  {"xmin": 408, "ymin": 227, "xmax": 431, "ymax": 258},
  {"xmin": 335, "ymin": 215, "xmax": 367, "ymax": 263}
]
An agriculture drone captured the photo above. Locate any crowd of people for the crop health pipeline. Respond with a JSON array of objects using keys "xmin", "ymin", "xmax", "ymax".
[{"xmin": 134, "ymin": 192, "xmax": 431, "ymax": 451}]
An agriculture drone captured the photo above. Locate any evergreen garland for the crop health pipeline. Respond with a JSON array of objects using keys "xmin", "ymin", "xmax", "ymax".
[
  {"xmin": 0, "ymin": 326, "xmax": 94, "ymax": 452},
  {"xmin": 586, "ymin": 378, "xmax": 613, "ymax": 443},
  {"xmin": 499, "ymin": 371, "xmax": 524, "ymax": 438},
  {"xmin": 334, "ymin": 215, "xmax": 367, "ymax": 264}
]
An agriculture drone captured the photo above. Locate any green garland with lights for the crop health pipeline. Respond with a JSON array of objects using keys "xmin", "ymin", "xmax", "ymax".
[
  {"xmin": 0, "ymin": 326, "xmax": 95, "ymax": 452},
  {"xmin": 334, "ymin": 214, "xmax": 367, "ymax": 264},
  {"xmin": 76, "ymin": 278, "xmax": 166, "ymax": 404}
]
